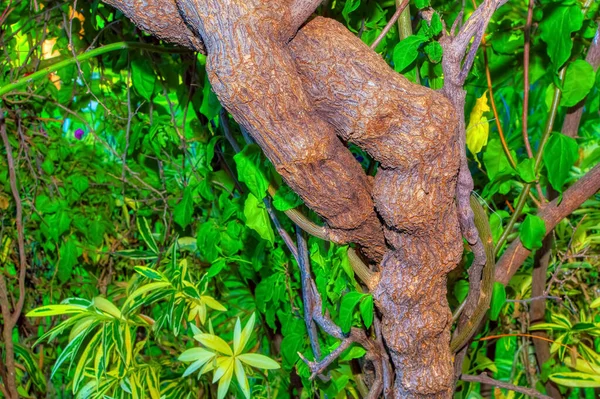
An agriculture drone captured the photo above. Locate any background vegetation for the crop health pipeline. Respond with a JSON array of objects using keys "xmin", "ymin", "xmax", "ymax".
[{"xmin": 0, "ymin": 0, "xmax": 599, "ymax": 398}]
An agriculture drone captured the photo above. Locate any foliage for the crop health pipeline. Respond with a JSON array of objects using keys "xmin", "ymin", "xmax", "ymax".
[{"xmin": 0, "ymin": 0, "xmax": 599, "ymax": 398}]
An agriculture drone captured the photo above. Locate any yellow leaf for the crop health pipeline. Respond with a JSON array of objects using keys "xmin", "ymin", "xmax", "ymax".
[
  {"xmin": 194, "ymin": 333, "xmax": 233, "ymax": 356},
  {"xmin": 0, "ymin": 194, "xmax": 9, "ymax": 210},
  {"xmin": 237, "ymin": 313, "xmax": 255, "ymax": 356},
  {"xmin": 466, "ymin": 92, "xmax": 491, "ymax": 155}
]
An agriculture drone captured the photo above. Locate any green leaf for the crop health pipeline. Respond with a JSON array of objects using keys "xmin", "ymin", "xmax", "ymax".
[
  {"xmin": 58, "ymin": 240, "xmax": 79, "ymax": 283},
  {"xmin": 174, "ymin": 186, "xmax": 194, "ymax": 229},
  {"xmin": 233, "ymin": 144, "xmax": 270, "ymax": 200},
  {"xmin": 68, "ymin": 175, "xmax": 89, "ymax": 194},
  {"xmin": 560, "ymin": 60, "xmax": 595, "ymax": 107},
  {"xmin": 430, "ymin": 13, "xmax": 443, "ymax": 36},
  {"xmin": 516, "ymin": 158, "xmax": 536, "ymax": 183},
  {"xmin": 520, "ymin": 214, "xmax": 546, "ymax": 251},
  {"xmin": 415, "ymin": 0, "xmax": 430, "ymax": 8},
  {"xmin": 131, "ymin": 59, "xmax": 156, "ymax": 101},
  {"xmin": 359, "ymin": 295, "xmax": 374, "ymax": 329},
  {"xmin": 243, "ymin": 193, "xmax": 274, "ymax": 245},
  {"xmin": 539, "ymin": 5, "xmax": 583, "ymax": 70},
  {"xmin": 424, "ymin": 41, "xmax": 443, "ymax": 63},
  {"xmin": 342, "ymin": 0, "xmax": 360, "ymax": 24},
  {"xmin": 483, "ymin": 139, "xmax": 515, "ymax": 181},
  {"xmin": 543, "ymin": 133, "xmax": 578, "ymax": 192},
  {"xmin": 134, "ymin": 266, "xmax": 167, "ymax": 281},
  {"xmin": 137, "ymin": 217, "xmax": 158, "ymax": 253},
  {"xmin": 339, "ymin": 291, "xmax": 364, "ymax": 334},
  {"xmin": 489, "ymin": 283, "xmax": 506, "ymax": 321},
  {"xmin": 200, "ymin": 74, "xmax": 222, "ymax": 120},
  {"xmin": 393, "ymin": 36, "xmax": 427, "ymax": 73},
  {"xmin": 273, "ymin": 184, "xmax": 303, "ymax": 211}
]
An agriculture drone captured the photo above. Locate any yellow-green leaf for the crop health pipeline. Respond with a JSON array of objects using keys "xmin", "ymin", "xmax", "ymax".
[
  {"xmin": 237, "ymin": 313, "xmax": 255, "ymax": 356},
  {"xmin": 217, "ymin": 359, "xmax": 234, "ymax": 399},
  {"xmin": 201, "ymin": 295, "xmax": 227, "ymax": 311},
  {"xmin": 26, "ymin": 304, "xmax": 87, "ymax": 317},
  {"xmin": 550, "ymin": 372, "xmax": 600, "ymax": 388},
  {"xmin": 235, "ymin": 358, "xmax": 250, "ymax": 399},
  {"xmin": 194, "ymin": 333, "xmax": 233, "ymax": 356},
  {"xmin": 237, "ymin": 353, "xmax": 280, "ymax": 370},
  {"xmin": 179, "ymin": 347, "xmax": 215, "ymax": 362},
  {"xmin": 93, "ymin": 296, "xmax": 121, "ymax": 319}
]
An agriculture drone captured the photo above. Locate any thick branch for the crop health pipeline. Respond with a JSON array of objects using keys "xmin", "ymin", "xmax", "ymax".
[
  {"xmin": 102, "ymin": 0, "xmax": 204, "ymax": 52},
  {"xmin": 495, "ymin": 163, "xmax": 600, "ymax": 285}
]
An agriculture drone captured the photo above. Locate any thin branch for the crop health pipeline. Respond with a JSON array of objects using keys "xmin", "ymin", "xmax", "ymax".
[
  {"xmin": 0, "ymin": 108, "xmax": 22, "ymax": 399},
  {"xmin": 461, "ymin": 373, "xmax": 553, "ymax": 399},
  {"xmin": 495, "ymin": 163, "xmax": 600, "ymax": 285},
  {"xmin": 370, "ymin": 0, "xmax": 409, "ymax": 50}
]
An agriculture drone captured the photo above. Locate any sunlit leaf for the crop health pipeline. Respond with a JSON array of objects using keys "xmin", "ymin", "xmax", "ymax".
[
  {"xmin": 235, "ymin": 358, "xmax": 251, "ymax": 399},
  {"xmin": 237, "ymin": 353, "xmax": 280, "ymax": 369},
  {"xmin": 194, "ymin": 333, "xmax": 233, "ymax": 356}
]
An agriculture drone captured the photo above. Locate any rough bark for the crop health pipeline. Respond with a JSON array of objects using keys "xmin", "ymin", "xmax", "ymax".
[
  {"xmin": 176, "ymin": 0, "xmax": 386, "ymax": 262},
  {"xmin": 290, "ymin": 18, "xmax": 462, "ymax": 397}
]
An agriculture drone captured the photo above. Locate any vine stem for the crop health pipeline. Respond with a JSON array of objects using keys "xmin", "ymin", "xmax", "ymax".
[
  {"xmin": 495, "ymin": 68, "xmax": 566, "ymax": 255},
  {"xmin": 0, "ymin": 42, "xmax": 189, "ymax": 97}
]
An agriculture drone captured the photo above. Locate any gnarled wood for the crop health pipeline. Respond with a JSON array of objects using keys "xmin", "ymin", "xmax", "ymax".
[{"xmin": 290, "ymin": 18, "xmax": 462, "ymax": 397}]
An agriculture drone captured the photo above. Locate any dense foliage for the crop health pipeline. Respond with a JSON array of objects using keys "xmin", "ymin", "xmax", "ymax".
[{"xmin": 0, "ymin": 0, "xmax": 599, "ymax": 398}]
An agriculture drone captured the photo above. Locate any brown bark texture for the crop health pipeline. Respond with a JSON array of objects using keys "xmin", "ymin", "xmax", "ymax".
[{"xmin": 106, "ymin": 0, "xmax": 464, "ymax": 397}]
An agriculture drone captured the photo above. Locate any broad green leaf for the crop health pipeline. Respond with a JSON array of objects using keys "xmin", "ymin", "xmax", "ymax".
[
  {"xmin": 200, "ymin": 75, "xmax": 222, "ymax": 120},
  {"xmin": 131, "ymin": 59, "xmax": 156, "ymax": 101},
  {"xmin": 339, "ymin": 291, "xmax": 365, "ymax": 334},
  {"xmin": 561, "ymin": 60, "xmax": 595, "ymax": 107},
  {"xmin": 393, "ymin": 36, "xmax": 427, "ymax": 72},
  {"xmin": 489, "ymin": 282, "xmax": 506, "ymax": 321},
  {"xmin": 174, "ymin": 186, "xmax": 194, "ymax": 229},
  {"xmin": 359, "ymin": 295, "xmax": 374, "ymax": 329},
  {"xmin": 273, "ymin": 184, "xmax": 303, "ymax": 211},
  {"xmin": 194, "ymin": 333, "xmax": 233, "ymax": 356},
  {"xmin": 520, "ymin": 215, "xmax": 546, "ymax": 251},
  {"xmin": 543, "ymin": 132, "xmax": 578, "ymax": 192},
  {"xmin": 415, "ymin": 0, "xmax": 430, "ymax": 8},
  {"xmin": 483, "ymin": 139, "xmax": 515, "ymax": 181},
  {"xmin": 549, "ymin": 372, "xmax": 600, "ymax": 388},
  {"xmin": 516, "ymin": 158, "xmax": 536, "ymax": 183},
  {"xmin": 539, "ymin": 5, "xmax": 583, "ymax": 70},
  {"xmin": 233, "ymin": 144, "xmax": 270, "ymax": 199},
  {"xmin": 342, "ymin": 0, "xmax": 360, "ymax": 24},
  {"xmin": 243, "ymin": 193, "xmax": 275, "ymax": 245},
  {"xmin": 58, "ymin": 239, "xmax": 79, "ymax": 283},
  {"xmin": 237, "ymin": 353, "xmax": 280, "ymax": 369},
  {"xmin": 424, "ymin": 41, "xmax": 443, "ymax": 63}
]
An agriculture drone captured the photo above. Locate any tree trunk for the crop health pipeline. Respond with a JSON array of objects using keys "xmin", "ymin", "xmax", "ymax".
[{"xmin": 107, "ymin": 1, "xmax": 466, "ymax": 397}]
